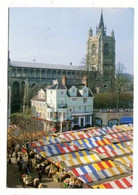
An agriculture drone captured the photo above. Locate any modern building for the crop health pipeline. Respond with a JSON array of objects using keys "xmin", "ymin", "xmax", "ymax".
[
  {"xmin": 31, "ymin": 76, "xmax": 93, "ymax": 132},
  {"xmin": 86, "ymin": 11, "xmax": 115, "ymax": 91}
]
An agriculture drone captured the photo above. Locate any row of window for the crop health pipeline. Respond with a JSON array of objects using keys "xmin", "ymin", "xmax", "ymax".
[
  {"xmin": 32, "ymin": 102, "xmax": 45, "ymax": 107},
  {"xmin": 47, "ymin": 112, "xmax": 66, "ymax": 119},
  {"xmin": 74, "ymin": 115, "xmax": 91, "ymax": 124},
  {"xmin": 38, "ymin": 94, "xmax": 45, "ymax": 99},
  {"xmin": 72, "ymin": 98, "xmax": 88, "ymax": 102},
  {"xmin": 69, "ymin": 106, "xmax": 91, "ymax": 113}
]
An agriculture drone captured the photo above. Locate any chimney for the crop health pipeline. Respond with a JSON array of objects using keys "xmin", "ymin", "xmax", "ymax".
[
  {"xmin": 62, "ymin": 75, "xmax": 66, "ymax": 86},
  {"xmin": 82, "ymin": 75, "xmax": 88, "ymax": 87}
]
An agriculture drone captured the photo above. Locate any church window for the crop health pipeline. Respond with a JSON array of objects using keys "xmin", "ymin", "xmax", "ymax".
[
  {"xmin": 104, "ymin": 43, "xmax": 109, "ymax": 55},
  {"xmin": 92, "ymin": 44, "xmax": 96, "ymax": 55}
]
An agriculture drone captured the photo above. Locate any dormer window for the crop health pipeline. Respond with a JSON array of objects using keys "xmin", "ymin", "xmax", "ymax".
[
  {"xmin": 72, "ymin": 89, "xmax": 75, "ymax": 93},
  {"xmin": 84, "ymin": 90, "xmax": 87, "ymax": 93}
]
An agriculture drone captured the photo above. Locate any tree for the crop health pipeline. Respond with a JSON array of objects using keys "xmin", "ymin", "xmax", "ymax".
[
  {"xmin": 11, "ymin": 113, "xmax": 44, "ymax": 162},
  {"xmin": 115, "ymin": 63, "xmax": 132, "ymax": 109}
]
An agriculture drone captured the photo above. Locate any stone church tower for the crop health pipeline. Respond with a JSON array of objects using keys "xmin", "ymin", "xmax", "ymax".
[{"xmin": 86, "ymin": 11, "xmax": 115, "ymax": 91}]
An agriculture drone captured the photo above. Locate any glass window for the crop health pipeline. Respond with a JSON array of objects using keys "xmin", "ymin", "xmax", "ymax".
[
  {"xmin": 50, "ymin": 112, "xmax": 53, "ymax": 118},
  {"xmin": 85, "ymin": 116, "xmax": 90, "ymax": 123},
  {"xmin": 74, "ymin": 118, "xmax": 79, "ymax": 125},
  {"xmin": 83, "ymin": 98, "xmax": 87, "ymax": 103}
]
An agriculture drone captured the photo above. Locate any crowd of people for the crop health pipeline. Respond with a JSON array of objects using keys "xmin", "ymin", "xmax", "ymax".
[{"xmin": 7, "ymin": 142, "xmax": 84, "ymax": 188}]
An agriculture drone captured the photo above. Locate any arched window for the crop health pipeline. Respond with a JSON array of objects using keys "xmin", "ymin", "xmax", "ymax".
[
  {"xmin": 104, "ymin": 43, "xmax": 109, "ymax": 56},
  {"xmin": 92, "ymin": 44, "xmax": 96, "ymax": 55},
  {"xmin": 22, "ymin": 81, "xmax": 25, "ymax": 98},
  {"xmin": 12, "ymin": 81, "xmax": 20, "ymax": 98},
  {"xmin": 108, "ymin": 119, "xmax": 119, "ymax": 127},
  {"xmin": 41, "ymin": 70, "xmax": 45, "ymax": 78},
  {"xmin": 94, "ymin": 117, "xmax": 102, "ymax": 126}
]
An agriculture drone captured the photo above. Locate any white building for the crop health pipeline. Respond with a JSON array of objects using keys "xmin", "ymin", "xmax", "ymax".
[{"xmin": 31, "ymin": 76, "xmax": 93, "ymax": 132}]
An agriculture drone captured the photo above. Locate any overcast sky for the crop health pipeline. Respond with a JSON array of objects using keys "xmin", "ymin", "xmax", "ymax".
[{"xmin": 9, "ymin": 8, "xmax": 134, "ymax": 74}]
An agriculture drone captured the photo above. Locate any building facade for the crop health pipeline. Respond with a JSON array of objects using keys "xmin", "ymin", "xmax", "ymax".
[
  {"xmin": 86, "ymin": 12, "xmax": 115, "ymax": 91},
  {"xmin": 31, "ymin": 76, "xmax": 93, "ymax": 132},
  {"xmin": 93, "ymin": 109, "xmax": 133, "ymax": 127},
  {"xmin": 9, "ymin": 61, "xmax": 86, "ymax": 113}
]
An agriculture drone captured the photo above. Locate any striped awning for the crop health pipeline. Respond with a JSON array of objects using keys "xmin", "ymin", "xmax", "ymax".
[
  {"xmin": 71, "ymin": 160, "xmax": 117, "ymax": 176},
  {"xmin": 92, "ymin": 145, "xmax": 132, "ymax": 158},
  {"xmin": 104, "ymin": 131, "xmax": 133, "ymax": 142},
  {"xmin": 32, "ymin": 142, "xmax": 80, "ymax": 157},
  {"xmin": 92, "ymin": 175, "xmax": 133, "ymax": 189},
  {"xmin": 72, "ymin": 137, "xmax": 111, "ymax": 149},
  {"xmin": 114, "ymin": 155, "xmax": 133, "ymax": 167},
  {"xmin": 76, "ymin": 164, "xmax": 128, "ymax": 183},
  {"xmin": 60, "ymin": 154, "xmax": 101, "ymax": 168}
]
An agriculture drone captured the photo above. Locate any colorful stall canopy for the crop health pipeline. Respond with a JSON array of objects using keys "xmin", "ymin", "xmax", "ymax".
[
  {"xmin": 114, "ymin": 155, "xmax": 133, "ymax": 167},
  {"xmin": 92, "ymin": 146, "xmax": 132, "ymax": 158},
  {"xmin": 32, "ymin": 142, "xmax": 80, "ymax": 157},
  {"xmin": 59, "ymin": 153, "xmax": 101, "ymax": 168},
  {"xmin": 104, "ymin": 131, "xmax": 133, "ymax": 142},
  {"xmin": 92, "ymin": 175, "xmax": 133, "ymax": 189},
  {"xmin": 72, "ymin": 137, "xmax": 111, "ymax": 150},
  {"xmin": 76, "ymin": 164, "xmax": 128, "ymax": 183}
]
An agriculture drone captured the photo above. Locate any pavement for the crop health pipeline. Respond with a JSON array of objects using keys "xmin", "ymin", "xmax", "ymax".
[{"xmin": 7, "ymin": 152, "xmax": 63, "ymax": 188}]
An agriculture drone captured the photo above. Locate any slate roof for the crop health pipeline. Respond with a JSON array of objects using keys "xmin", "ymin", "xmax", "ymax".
[
  {"xmin": 48, "ymin": 82, "xmax": 67, "ymax": 90},
  {"xmin": 31, "ymin": 95, "xmax": 46, "ymax": 102},
  {"xmin": 10, "ymin": 61, "xmax": 86, "ymax": 71}
]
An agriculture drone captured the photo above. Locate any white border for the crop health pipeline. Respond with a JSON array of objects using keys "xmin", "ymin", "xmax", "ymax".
[{"xmin": 0, "ymin": 0, "xmax": 138, "ymax": 195}]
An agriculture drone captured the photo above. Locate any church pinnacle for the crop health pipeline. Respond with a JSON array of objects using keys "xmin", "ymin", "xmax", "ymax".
[
  {"xmin": 99, "ymin": 10, "xmax": 104, "ymax": 29},
  {"xmin": 96, "ymin": 10, "xmax": 106, "ymax": 35}
]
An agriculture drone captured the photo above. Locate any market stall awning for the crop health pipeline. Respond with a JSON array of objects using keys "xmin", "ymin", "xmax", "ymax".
[
  {"xmin": 114, "ymin": 155, "xmax": 133, "ymax": 167},
  {"xmin": 104, "ymin": 131, "xmax": 133, "ymax": 142},
  {"xmin": 77, "ymin": 164, "xmax": 128, "ymax": 183},
  {"xmin": 92, "ymin": 175, "xmax": 133, "ymax": 189}
]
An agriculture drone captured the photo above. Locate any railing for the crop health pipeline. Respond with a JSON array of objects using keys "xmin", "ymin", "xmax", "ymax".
[{"xmin": 94, "ymin": 108, "xmax": 133, "ymax": 113}]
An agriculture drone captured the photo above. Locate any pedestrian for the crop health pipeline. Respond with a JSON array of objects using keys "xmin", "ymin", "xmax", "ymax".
[
  {"xmin": 19, "ymin": 154, "xmax": 22, "ymax": 161},
  {"xmin": 18, "ymin": 161, "xmax": 22, "ymax": 171},
  {"xmin": 10, "ymin": 150, "xmax": 13, "ymax": 158},
  {"xmin": 15, "ymin": 152, "xmax": 18, "ymax": 161},
  {"xmin": 38, "ymin": 170, "xmax": 42, "ymax": 181},
  {"xmin": 7, "ymin": 148, "xmax": 10, "ymax": 158},
  {"xmin": 29, "ymin": 160, "xmax": 32, "ymax": 169},
  {"xmin": 8, "ymin": 158, "xmax": 12, "ymax": 164}
]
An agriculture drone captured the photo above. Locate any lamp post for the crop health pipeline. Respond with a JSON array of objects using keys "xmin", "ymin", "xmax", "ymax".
[{"xmin": 60, "ymin": 113, "xmax": 63, "ymax": 132}]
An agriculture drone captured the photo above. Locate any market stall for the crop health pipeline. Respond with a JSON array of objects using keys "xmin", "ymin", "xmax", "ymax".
[
  {"xmin": 114, "ymin": 155, "xmax": 133, "ymax": 167},
  {"xmin": 92, "ymin": 175, "xmax": 133, "ymax": 189}
]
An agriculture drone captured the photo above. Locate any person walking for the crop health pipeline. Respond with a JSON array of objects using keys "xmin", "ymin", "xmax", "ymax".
[
  {"xmin": 38, "ymin": 170, "xmax": 42, "ymax": 181},
  {"xmin": 15, "ymin": 152, "xmax": 18, "ymax": 161},
  {"xmin": 19, "ymin": 154, "xmax": 22, "ymax": 161}
]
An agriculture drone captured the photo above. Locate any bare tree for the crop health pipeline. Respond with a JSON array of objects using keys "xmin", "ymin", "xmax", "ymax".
[{"xmin": 115, "ymin": 63, "xmax": 130, "ymax": 109}]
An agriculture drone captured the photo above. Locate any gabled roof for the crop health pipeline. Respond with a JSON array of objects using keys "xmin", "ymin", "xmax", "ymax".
[
  {"xmin": 31, "ymin": 95, "xmax": 46, "ymax": 102},
  {"xmin": 37, "ymin": 89, "xmax": 45, "ymax": 94},
  {"xmin": 48, "ymin": 82, "xmax": 67, "ymax": 90}
]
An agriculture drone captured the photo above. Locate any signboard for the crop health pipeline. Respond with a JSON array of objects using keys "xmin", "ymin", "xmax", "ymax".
[{"xmin": 120, "ymin": 117, "xmax": 133, "ymax": 124}]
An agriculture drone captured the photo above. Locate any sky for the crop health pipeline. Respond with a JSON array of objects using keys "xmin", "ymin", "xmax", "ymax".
[{"xmin": 9, "ymin": 8, "xmax": 134, "ymax": 74}]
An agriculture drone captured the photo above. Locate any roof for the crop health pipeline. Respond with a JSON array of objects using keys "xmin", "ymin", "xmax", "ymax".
[
  {"xmin": 31, "ymin": 95, "xmax": 46, "ymax": 102},
  {"xmin": 48, "ymin": 82, "xmax": 67, "ymax": 90},
  {"xmin": 10, "ymin": 61, "xmax": 86, "ymax": 71}
]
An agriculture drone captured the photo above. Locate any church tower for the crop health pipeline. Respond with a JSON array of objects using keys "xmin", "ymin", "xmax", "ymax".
[{"xmin": 86, "ymin": 11, "xmax": 115, "ymax": 91}]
